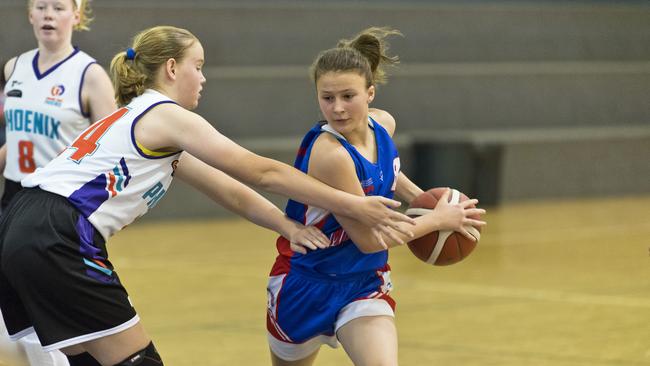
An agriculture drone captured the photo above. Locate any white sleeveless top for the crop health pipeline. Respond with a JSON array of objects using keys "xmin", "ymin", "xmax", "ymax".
[
  {"xmin": 23, "ymin": 89, "xmax": 182, "ymax": 240},
  {"xmin": 3, "ymin": 48, "xmax": 95, "ymax": 182}
]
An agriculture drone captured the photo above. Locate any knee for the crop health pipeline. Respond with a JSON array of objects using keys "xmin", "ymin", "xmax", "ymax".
[
  {"xmin": 66, "ymin": 352, "xmax": 102, "ymax": 366},
  {"xmin": 115, "ymin": 341, "xmax": 163, "ymax": 365}
]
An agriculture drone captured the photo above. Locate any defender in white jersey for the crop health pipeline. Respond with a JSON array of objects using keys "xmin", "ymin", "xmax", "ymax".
[
  {"xmin": 23, "ymin": 89, "xmax": 180, "ymax": 240},
  {"xmin": 0, "ymin": 26, "xmax": 416, "ymax": 366},
  {"xmin": 0, "ymin": 1, "xmax": 115, "ymax": 365}
]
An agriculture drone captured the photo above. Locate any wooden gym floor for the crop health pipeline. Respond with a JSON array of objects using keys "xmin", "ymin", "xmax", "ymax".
[{"xmin": 107, "ymin": 195, "xmax": 650, "ymax": 365}]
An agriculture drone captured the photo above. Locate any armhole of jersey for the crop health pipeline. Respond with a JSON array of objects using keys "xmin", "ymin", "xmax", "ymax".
[
  {"xmin": 3, "ymin": 54, "xmax": 21, "ymax": 85},
  {"xmin": 130, "ymin": 100, "xmax": 183, "ymax": 159},
  {"xmin": 78, "ymin": 61, "xmax": 96, "ymax": 118},
  {"xmin": 0, "ymin": 60, "xmax": 6, "ymax": 87}
]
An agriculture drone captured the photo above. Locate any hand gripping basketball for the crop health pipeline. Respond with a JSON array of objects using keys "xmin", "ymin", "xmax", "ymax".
[{"xmin": 405, "ymin": 188, "xmax": 482, "ymax": 266}]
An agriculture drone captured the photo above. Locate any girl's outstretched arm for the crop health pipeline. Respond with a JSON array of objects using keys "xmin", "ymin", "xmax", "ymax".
[
  {"xmin": 135, "ymin": 104, "xmax": 415, "ymax": 244},
  {"xmin": 174, "ymin": 152, "xmax": 330, "ymax": 254}
]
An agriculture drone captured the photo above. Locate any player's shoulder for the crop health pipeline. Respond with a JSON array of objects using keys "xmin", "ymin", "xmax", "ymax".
[
  {"xmin": 309, "ymin": 127, "xmax": 358, "ymax": 183},
  {"xmin": 83, "ymin": 61, "xmax": 104, "ymax": 74},
  {"xmin": 82, "ymin": 62, "xmax": 113, "ymax": 91},
  {"xmin": 3, "ymin": 57, "xmax": 18, "ymax": 82},
  {"xmin": 75, "ymin": 48, "xmax": 96, "ymax": 60},
  {"xmin": 311, "ymin": 128, "xmax": 354, "ymax": 168},
  {"xmin": 144, "ymin": 99, "xmax": 188, "ymax": 118},
  {"xmin": 81, "ymin": 62, "xmax": 109, "ymax": 85},
  {"xmin": 369, "ymin": 108, "xmax": 396, "ymax": 136},
  {"xmin": 144, "ymin": 100, "xmax": 207, "ymax": 132}
]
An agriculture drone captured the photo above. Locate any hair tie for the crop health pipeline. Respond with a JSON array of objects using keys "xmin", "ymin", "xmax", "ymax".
[{"xmin": 126, "ymin": 48, "xmax": 136, "ymax": 60}]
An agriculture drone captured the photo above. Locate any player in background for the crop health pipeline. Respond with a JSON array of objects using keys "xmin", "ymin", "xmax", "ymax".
[
  {"xmin": 0, "ymin": 0, "xmax": 115, "ymax": 365},
  {"xmin": 1, "ymin": 0, "xmax": 115, "ymax": 207},
  {"xmin": 0, "ymin": 59, "xmax": 31, "ymax": 366},
  {"xmin": 0, "ymin": 25, "xmax": 416, "ymax": 366},
  {"xmin": 266, "ymin": 27, "xmax": 486, "ymax": 366}
]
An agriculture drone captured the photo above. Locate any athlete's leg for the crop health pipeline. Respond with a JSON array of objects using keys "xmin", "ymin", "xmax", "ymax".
[
  {"xmin": 113, "ymin": 342, "xmax": 162, "ymax": 365},
  {"xmin": 270, "ymin": 348, "xmax": 319, "ymax": 366},
  {"xmin": 0, "ymin": 313, "xmax": 29, "ymax": 366},
  {"xmin": 76, "ymin": 322, "xmax": 153, "ymax": 366},
  {"xmin": 20, "ymin": 333, "xmax": 70, "ymax": 366},
  {"xmin": 63, "ymin": 338, "xmax": 163, "ymax": 366},
  {"xmin": 64, "ymin": 352, "xmax": 101, "ymax": 366},
  {"xmin": 337, "ymin": 315, "xmax": 398, "ymax": 366}
]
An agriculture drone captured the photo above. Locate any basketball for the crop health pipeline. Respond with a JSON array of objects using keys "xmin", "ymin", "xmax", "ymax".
[{"xmin": 404, "ymin": 188, "xmax": 481, "ymax": 266}]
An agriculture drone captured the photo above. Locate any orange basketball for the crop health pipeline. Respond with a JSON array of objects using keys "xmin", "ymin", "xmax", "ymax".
[{"xmin": 405, "ymin": 188, "xmax": 480, "ymax": 266}]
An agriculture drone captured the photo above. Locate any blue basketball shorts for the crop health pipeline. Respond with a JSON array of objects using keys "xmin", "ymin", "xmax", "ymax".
[{"xmin": 266, "ymin": 265, "xmax": 395, "ymax": 361}]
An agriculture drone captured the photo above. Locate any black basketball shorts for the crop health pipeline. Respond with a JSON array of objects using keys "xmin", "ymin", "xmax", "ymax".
[
  {"xmin": 1, "ymin": 179, "xmax": 23, "ymax": 210},
  {"xmin": 0, "ymin": 188, "xmax": 138, "ymax": 351}
]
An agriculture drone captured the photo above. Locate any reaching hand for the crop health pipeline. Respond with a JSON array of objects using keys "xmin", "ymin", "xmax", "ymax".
[
  {"xmin": 288, "ymin": 224, "xmax": 330, "ymax": 254},
  {"xmin": 354, "ymin": 196, "xmax": 416, "ymax": 248},
  {"xmin": 432, "ymin": 189, "xmax": 486, "ymax": 241}
]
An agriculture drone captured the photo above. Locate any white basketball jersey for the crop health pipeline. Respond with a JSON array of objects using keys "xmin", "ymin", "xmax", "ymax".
[
  {"xmin": 23, "ymin": 89, "xmax": 182, "ymax": 240},
  {"xmin": 3, "ymin": 48, "xmax": 95, "ymax": 182}
]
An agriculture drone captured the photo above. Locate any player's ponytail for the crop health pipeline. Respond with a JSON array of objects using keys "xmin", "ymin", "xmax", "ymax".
[
  {"xmin": 109, "ymin": 26, "xmax": 198, "ymax": 106},
  {"xmin": 110, "ymin": 50, "xmax": 146, "ymax": 107},
  {"xmin": 311, "ymin": 27, "xmax": 401, "ymax": 87}
]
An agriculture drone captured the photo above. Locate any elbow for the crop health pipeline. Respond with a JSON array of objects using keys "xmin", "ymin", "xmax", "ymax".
[
  {"xmin": 248, "ymin": 157, "xmax": 279, "ymax": 191},
  {"xmin": 255, "ymin": 171, "xmax": 276, "ymax": 192}
]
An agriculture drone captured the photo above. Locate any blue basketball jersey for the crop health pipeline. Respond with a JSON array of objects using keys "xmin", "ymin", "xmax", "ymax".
[{"xmin": 270, "ymin": 117, "xmax": 401, "ymax": 277}]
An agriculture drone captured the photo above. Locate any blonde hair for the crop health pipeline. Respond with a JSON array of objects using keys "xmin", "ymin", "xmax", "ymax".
[
  {"xmin": 310, "ymin": 27, "xmax": 401, "ymax": 87},
  {"xmin": 109, "ymin": 26, "xmax": 199, "ymax": 106},
  {"xmin": 74, "ymin": 0, "xmax": 93, "ymax": 31},
  {"xmin": 28, "ymin": 0, "xmax": 93, "ymax": 31}
]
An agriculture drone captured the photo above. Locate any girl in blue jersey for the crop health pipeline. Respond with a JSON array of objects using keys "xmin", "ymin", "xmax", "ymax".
[
  {"xmin": 0, "ymin": 26, "xmax": 416, "ymax": 366},
  {"xmin": 266, "ymin": 27, "xmax": 486, "ymax": 366},
  {"xmin": 0, "ymin": 1, "xmax": 115, "ymax": 365}
]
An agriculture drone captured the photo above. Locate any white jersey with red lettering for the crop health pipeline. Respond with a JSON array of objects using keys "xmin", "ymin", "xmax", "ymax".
[
  {"xmin": 22, "ymin": 89, "xmax": 181, "ymax": 240},
  {"xmin": 3, "ymin": 48, "xmax": 96, "ymax": 182}
]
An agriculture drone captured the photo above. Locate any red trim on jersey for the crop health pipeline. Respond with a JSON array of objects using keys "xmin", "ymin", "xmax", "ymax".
[
  {"xmin": 270, "ymin": 237, "xmax": 293, "ymax": 276},
  {"xmin": 313, "ymin": 214, "xmax": 329, "ymax": 229},
  {"xmin": 276, "ymin": 236, "xmax": 294, "ymax": 258},
  {"xmin": 107, "ymin": 173, "xmax": 117, "ymax": 197}
]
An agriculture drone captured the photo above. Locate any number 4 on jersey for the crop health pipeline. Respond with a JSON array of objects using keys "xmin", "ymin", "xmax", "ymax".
[{"xmin": 69, "ymin": 107, "xmax": 129, "ymax": 163}]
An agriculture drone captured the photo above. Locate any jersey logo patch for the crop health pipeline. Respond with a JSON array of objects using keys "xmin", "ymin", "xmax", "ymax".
[{"xmin": 45, "ymin": 84, "xmax": 65, "ymax": 107}]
